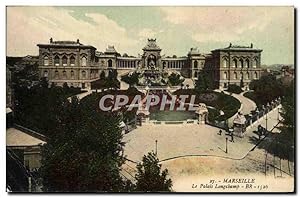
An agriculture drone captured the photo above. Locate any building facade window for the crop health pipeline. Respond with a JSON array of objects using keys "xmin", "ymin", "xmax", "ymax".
[
  {"xmin": 245, "ymin": 59, "xmax": 250, "ymax": 68},
  {"xmin": 54, "ymin": 56, "xmax": 60, "ymax": 66},
  {"xmin": 246, "ymin": 72, "xmax": 250, "ymax": 79},
  {"xmin": 239, "ymin": 59, "xmax": 243, "ymax": 68},
  {"xmin": 222, "ymin": 58, "xmax": 228, "ymax": 68},
  {"xmin": 233, "ymin": 59, "xmax": 238, "ymax": 68},
  {"xmin": 223, "ymin": 72, "xmax": 227, "ymax": 79},
  {"xmin": 240, "ymin": 72, "xmax": 243, "ymax": 79},
  {"xmin": 194, "ymin": 60, "xmax": 198, "ymax": 68},
  {"xmin": 82, "ymin": 71, "xmax": 86, "ymax": 79},
  {"xmin": 254, "ymin": 71, "xmax": 258, "ymax": 79},
  {"xmin": 253, "ymin": 58, "xmax": 258, "ymax": 68},
  {"xmin": 71, "ymin": 70, "xmax": 75, "ymax": 79},
  {"xmin": 234, "ymin": 72, "xmax": 237, "ymax": 79},
  {"xmin": 81, "ymin": 56, "xmax": 87, "ymax": 66},
  {"xmin": 70, "ymin": 56, "xmax": 75, "ymax": 66},
  {"xmin": 44, "ymin": 56, "xmax": 49, "ymax": 66},
  {"xmin": 63, "ymin": 70, "xmax": 67, "ymax": 78},
  {"xmin": 54, "ymin": 70, "xmax": 59, "ymax": 79},
  {"xmin": 62, "ymin": 56, "xmax": 67, "ymax": 66},
  {"xmin": 108, "ymin": 59, "xmax": 113, "ymax": 68},
  {"xmin": 44, "ymin": 70, "xmax": 48, "ymax": 77}
]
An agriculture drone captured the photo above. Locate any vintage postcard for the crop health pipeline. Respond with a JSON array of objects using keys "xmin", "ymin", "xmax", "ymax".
[{"xmin": 6, "ymin": 6, "xmax": 295, "ymax": 193}]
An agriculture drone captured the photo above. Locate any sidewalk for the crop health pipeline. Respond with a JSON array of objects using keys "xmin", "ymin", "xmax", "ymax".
[{"xmin": 123, "ymin": 104, "xmax": 281, "ymax": 163}]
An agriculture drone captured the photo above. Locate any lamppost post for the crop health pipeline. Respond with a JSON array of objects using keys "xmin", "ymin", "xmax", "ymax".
[
  {"xmin": 277, "ymin": 107, "xmax": 280, "ymax": 121},
  {"xmin": 155, "ymin": 140, "xmax": 158, "ymax": 156},
  {"xmin": 266, "ymin": 112, "xmax": 268, "ymax": 131},
  {"xmin": 225, "ymin": 137, "xmax": 228, "ymax": 154}
]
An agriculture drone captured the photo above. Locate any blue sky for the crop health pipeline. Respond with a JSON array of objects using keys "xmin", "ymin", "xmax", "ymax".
[{"xmin": 7, "ymin": 6, "xmax": 294, "ymax": 65}]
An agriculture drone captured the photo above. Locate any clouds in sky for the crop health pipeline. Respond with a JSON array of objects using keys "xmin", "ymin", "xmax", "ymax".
[
  {"xmin": 6, "ymin": 6, "xmax": 294, "ymax": 65},
  {"xmin": 7, "ymin": 7, "xmax": 138, "ymax": 56}
]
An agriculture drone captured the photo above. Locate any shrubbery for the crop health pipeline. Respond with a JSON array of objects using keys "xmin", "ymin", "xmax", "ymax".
[
  {"xmin": 173, "ymin": 89, "xmax": 241, "ymax": 121},
  {"xmin": 91, "ymin": 70, "xmax": 120, "ymax": 90},
  {"xmin": 246, "ymin": 74, "xmax": 285, "ymax": 106},
  {"xmin": 226, "ymin": 84, "xmax": 243, "ymax": 94},
  {"xmin": 121, "ymin": 72, "xmax": 140, "ymax": 87},
  {"xmin": 168, "ymin": 73, "xmax": 184, "ymax": 86}
]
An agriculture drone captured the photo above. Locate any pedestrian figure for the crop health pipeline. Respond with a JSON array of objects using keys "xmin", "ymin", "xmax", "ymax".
[
  {"xmin": 258, "ymin": 131, "xmax": 261, "ymax": 140},
  {"xmin": 218, "ymin": 130, "xmax": 222, "ymax": 135},
  {"xmin": 230, "ymin": 133, "xmax": 234, "ymax": 142},
  {"xmin": 125, "ymin": 124, "xmax": 129, "ymax": 134}
]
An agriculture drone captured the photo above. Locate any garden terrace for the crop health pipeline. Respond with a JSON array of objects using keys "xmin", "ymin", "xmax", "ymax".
[
  {"xmin": 80, "ymin": 87, "xmax": 145, "ymax": 114},
  {"xmin": 173, "ymin": 89, "xmax": 241, "ymax": 121}
]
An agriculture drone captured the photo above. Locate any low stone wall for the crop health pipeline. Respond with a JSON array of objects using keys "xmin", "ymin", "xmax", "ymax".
[
  {"xmin": 146, "ymin": 119, "xmax": 198, "ymax": 125},
  {"xmin": 245, "ymin": 104, "xmax": 281, "ymax": 131}
]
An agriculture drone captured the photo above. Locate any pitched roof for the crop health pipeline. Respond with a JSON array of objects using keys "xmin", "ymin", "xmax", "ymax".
[{"xmin": 6, "ymin": 126, "xmax": 46, "ymax": 147}]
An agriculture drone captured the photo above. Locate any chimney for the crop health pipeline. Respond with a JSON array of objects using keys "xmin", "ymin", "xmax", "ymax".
[
  {"xmin": 250, "ymin": 43, "xmax": 253, "ymax": 48},
  {"xmin": 50, "ymin": 38, "xmax": 53, "ymax": 43}
]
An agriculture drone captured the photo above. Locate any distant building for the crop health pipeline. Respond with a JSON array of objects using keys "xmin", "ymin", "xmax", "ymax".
[
  {"xmin": 37, "ymin": 38, "xmax": 263, "ymax": 89},
  {"xmin": 280, "ymin": 65, "xmax": 294, "ymax": 86},
  {"xmin": 211, "ymin": 43, "xmax": 263, "ymax": 89},
  {"xmin": 6, "ymin": 124, "xmax": 46, "ymax": 192},
  {"xmin": 281, "ymin": 65, "xmax": 294, "ymax": 78},
  {"xmin": 37, "ymin": 38, "xmax": 98, "ymax": 89},
  {"xmin": 6, "ymin": 125, "xmax": 46, "ymax": 171}
]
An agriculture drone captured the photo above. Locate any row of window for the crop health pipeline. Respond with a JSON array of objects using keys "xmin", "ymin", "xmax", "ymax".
[
  {"xmin": 223, "ymin": 71, "xmax": 258, "ymax": 80},
  {"xmin": 44, "ymin": 70, "xmax": 87, "ymax": 79},
  {"xmin": 43, "ymin": 56, "xmax": 87, "ymax": 66},
  {"xmin": 222, "ymin": 58, "xmax": 259, "ymax": 68},
  {"xmin": 163, "ymin": 61, "xmax": 186, "ymax": 69},
  {"xmin": 117, "ymin": 60, "xmax": 136, "ymax": 68}
]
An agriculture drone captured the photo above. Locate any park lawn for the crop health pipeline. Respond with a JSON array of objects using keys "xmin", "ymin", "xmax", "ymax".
[
  {"xmin": 173, "ymin": 89, "xmax": 241, "ymax": 121},
  {"xmin": 243, "ymin": 91, "xmax": 262, "ymax": 107},
  {"xmin": 80, "ymin": 87, "xmax": 144, "ymax": 112}
]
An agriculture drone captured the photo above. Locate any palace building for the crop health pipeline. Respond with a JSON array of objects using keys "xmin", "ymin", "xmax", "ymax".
[{"xmin": 38, "ymin": 38, "xmax": 262, "ymax": 89}]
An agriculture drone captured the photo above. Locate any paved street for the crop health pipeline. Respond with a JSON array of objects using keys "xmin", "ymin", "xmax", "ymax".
[
  {"xmin": 122, "ymin": 105, "xmax": 293, "ymax": 192},
  {"xmin": 235, "ymin": 91, "xmax": 257, "ymax": 115},
  {"xmin": 215, "ymin": 89, "xmax": 257, "ymax": 114},
  {"xmin": 123, "ymin": 105, "xmax": 281, "ymax": 162}
]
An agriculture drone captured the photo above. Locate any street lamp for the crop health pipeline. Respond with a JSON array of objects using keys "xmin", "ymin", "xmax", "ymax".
[
  {"xmin": 225, "ymin": 137, "xmax": 228, "ymax": 154},
  {"xmin": 155, "ymin": 140, "xmax": 158, "ymax": 156},
  {"xmin": 277, "ymin": 107, "xmax": 281, "ymax": 121},
  {"xmin": 266, "ymin": 103, "xmax": 271, "ymax": 131}
]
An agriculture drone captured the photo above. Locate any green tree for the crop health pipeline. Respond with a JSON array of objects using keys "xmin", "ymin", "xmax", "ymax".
[
  {"xmin": 40, "ymin": 77, "xmax": 49, "ymax": 88},
  {"xmin": 249, "ymin": 74, "xmax": 284, "ymax": 105},
  {"xmin": 14, "ymin": 82, "xmax": 66, "ymax": 137},
  {"xmin": 135, "ymin": 152, "xmax": 172, "ymax": 192},
  {"xmin": 240, "ymin": 77, "xmax": 244, "ymax": 88},
  {"xmin": 195, "ymin": 72, "xmax": 207, "ymax": 92},
  {"xmin": 105, "ymin": 69, "xmax": 119, "ymax": 90},
  {"xmin": 168, "ymin": 73, "xmax": 184, "ymax": 86},
  {"xmin": 121, "ymin": 72, "xmax": 139, "ymax": 87},
  {"xmin": 40, "ymin": 97, "xmax": 132, "ymax": 192},
  {"xmin": 100, "ymin": 70, "xmax": 106, "ymax": 80},
  {"xmin": 277, "ymin": 80, "xmax": 295, "ymax": 147},
  {"xmin": 62, "ymin": 82, "xmax": 69, "ymax": 90},
  {"xmin": 226, "ymin": 84, "xmax": 243, "ymax": 94}
]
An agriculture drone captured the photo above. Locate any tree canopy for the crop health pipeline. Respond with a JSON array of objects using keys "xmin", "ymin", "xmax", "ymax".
[
  {"xmin": 249, "ymin": 74, "xmax": 284, "ymax": 105},
  {"xmin": 135, "ymin": 152, "xmax": 172, "ymax": 192},
  {"xmin": 168, "ymin": 73, "xmax": 184, "ymax": 86},
  {"xmin": 121, "ymin": 72, "xmax": 140, "ymax": 87},
  {"xmin": 40, "ymin": 96, "xmax": 132, "ymax": 192},
  {"xmin": 195, "ymin": 71, "xmax": 214, "ymax": 92}
]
